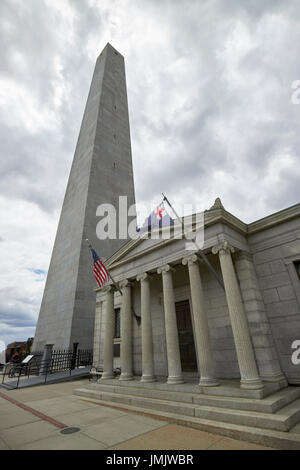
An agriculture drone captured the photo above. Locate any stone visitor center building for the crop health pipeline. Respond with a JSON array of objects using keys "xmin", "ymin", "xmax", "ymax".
[
  {"xmin": 82, "ymin": 197, "xmax": 300, "ymax": 449},
  {"xmin": 92, "ymin": 199, "xmax": 300, "ymax": 389}
]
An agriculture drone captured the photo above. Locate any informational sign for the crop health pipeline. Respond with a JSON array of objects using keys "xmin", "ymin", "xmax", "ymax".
[{"xmin": 22, "ymin": 355, "xmax": 34, "ymax": 364}]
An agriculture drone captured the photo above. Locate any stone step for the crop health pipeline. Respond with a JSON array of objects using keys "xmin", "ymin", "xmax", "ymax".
[
  {"xmin": 87, "ymin": 382, "xmax": 300, "ymax": 414},
  {"xmin": 194, "ymin": 388, "xmax": 300, "ymax": 413},
  {"xmin": 193, "ymin": 398, "xmax": 300, "ymax": 432},
  {"xmin": 89, "ymin": 377, "xmax": 285, "ymax": 399},
  {"xmin": 74, "ymin": 387, "xmax": 300, "ymax": 432},
  {"xmin": 74, "ymin": 392, "xmax": 300, "ymax": 450}
]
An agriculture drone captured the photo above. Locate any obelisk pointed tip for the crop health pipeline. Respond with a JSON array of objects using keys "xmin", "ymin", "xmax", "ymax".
[{"xmin": 98, "ymin": 43, "xmax": 123, "ymax": 59}]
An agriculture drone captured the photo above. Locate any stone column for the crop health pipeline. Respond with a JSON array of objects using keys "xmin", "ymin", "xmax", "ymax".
[
  {"xmin": 182, "ymin": 255, "xmax": 219, "ymax": 386},
  {"xmin": 235, "ymin": 251, "xmax": 286, "ymax": 385},
  {"xmin": 212, "ymin": 241, "xmax": 263, "ymax": 389},
  {"xmin": 92, "ymin": 294, "xmax": 102, "ymax": 372},
  {"xmin": 157, "ymin": 264, "xmax": 184, "ymax": 384},
  {"xmin": 101, "ymin": 286, "xmax": 115, "ymax": 380},
  {"xmin": 119, "ymin": 279, "xmax": 134, "ymax": 381},
  {"xmin": 136, "ymin": 273, "xmax": 156, "ymax": 383}
]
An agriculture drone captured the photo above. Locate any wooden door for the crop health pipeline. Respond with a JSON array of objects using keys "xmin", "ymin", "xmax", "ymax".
[{"xmin": 175, "ymin": 300, "xmax": 197, "ymax": 372}]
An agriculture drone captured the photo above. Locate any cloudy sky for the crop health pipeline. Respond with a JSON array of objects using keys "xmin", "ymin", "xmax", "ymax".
[{"xmin": 0, "ymin": 0, "xmax": 300, "ymax": 349}]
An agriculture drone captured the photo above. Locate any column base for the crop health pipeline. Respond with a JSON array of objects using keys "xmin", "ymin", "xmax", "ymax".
[
  {"xmin": 259, "ymin": 372, "xmax": 287, "ymax": 387},
  {"xmin": 199, "ymin": 377, "xmax": 220, "ymax": 387},
  {"xmin": 141, "ymin": 375, "xmax": 156, "ymax": 383},
  {"xmin": 167, "ymin": 376, "xmax": 184, "ymax": 385},
  {"xmin": 101, "ymin": 373, "xmax": 115, "ymax": 380},
  {"xmin": 288, "ymin": 378, "xmax": 300, "ymax": 385},
  {"xmin": 119, "ymin": 373, "xmax": 134, "ymax": 381},
  {"xmin": 240, "ymin": 377, "xmax": 264, "ymax": 390}
]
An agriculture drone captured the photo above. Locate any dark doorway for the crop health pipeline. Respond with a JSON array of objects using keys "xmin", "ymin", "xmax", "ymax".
[{"xmin": 175, "ymin": 300, "xmax": 197, "ymax": 372}]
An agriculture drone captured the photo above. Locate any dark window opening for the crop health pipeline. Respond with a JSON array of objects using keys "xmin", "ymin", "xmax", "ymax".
[
  {"xmin": 113, "ymin": 343, "xmax": 120, "ymax": 358},
  {"xmin": 175, "ymin": 300, "xmax": 197, "ymax": 372},
  {"xmin": 294, "ymin": 261, "xmax": 300, "ymax": 280},
  {"xmin": 114, "ymin": 308, "xmax": 121, "ymax": 338}
]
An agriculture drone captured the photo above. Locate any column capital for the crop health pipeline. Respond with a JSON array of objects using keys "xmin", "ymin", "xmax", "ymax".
[
  {"xmin": 136, "ymin": 272, "xmax": 152, "ymax": 282},
  {"xmin": 157, "ymin": 264, "xmax": 175, "ymax": 275},
  {"xmin": 182, "ymin": 254, "xmax": 198, "ymax": 266},
  {"xmin": 212, "ymin": 240, "xmax": 235, "ymax": 256},
  {"xmin": 119, "ymin": 279, "xmax": 134, "ymax": 289},
  {"xmin": 102, "ymin": 284, "xmax": 116, "ymax": 294}
]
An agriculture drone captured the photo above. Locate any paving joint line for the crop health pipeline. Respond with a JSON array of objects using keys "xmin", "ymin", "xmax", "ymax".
[
  {"xmin": 0, "ymin": 391, "xmax": 69, "ymax": 430},
  {"xmin": 77, "ymin": 429, "xmax": 109, "ymax": 448},
  {"xmin": 79, "ymin": 398, "xmax": 188, "ymax": 425}
]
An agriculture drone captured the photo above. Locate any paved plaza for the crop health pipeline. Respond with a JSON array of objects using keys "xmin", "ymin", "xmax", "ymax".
[{"xmin": 0, "ymin": 378, "xmax": 272, "ymax": 450}]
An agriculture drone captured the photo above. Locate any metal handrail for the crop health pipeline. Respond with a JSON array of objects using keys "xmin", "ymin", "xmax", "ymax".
[
  {"xmin": 2, "ymin": 358, "xmax": 53, "ymax": 387},
  {"xmin": 1, "ymin": 350, "xmax": 92, "ymax": 389}
]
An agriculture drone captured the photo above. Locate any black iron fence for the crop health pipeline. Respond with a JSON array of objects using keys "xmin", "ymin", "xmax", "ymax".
[
  {"xmin": 1, "ymin": 347, "xmax": 93, "ymax": 389},
  {"xmin": 51, "ymin": 349, "xmax": 74, "ymax": 372},
  {"xmin": 50, "ymin": 348, "xmax": 93, "ymax": 371}
]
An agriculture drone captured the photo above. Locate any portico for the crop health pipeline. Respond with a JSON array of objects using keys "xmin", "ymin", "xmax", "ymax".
[
  {"xmin": 99, "ymin": 252, "xmax": 264, "ymax": 390},
  {"xmin": 92, "ymin": 201, "xmax": 300, "ymax": 392},
  {"xmin": 90, "ymin": 201, "xmax": 300, "ymax": 392}
]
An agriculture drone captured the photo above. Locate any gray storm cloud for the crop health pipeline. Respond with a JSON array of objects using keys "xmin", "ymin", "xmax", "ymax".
[{"xmin": 0, "ymin": 0, "xmax": 299, "ymax": 346}]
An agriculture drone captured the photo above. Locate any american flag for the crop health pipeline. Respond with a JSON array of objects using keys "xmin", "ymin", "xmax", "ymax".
[{"xmin": 90, "ymin": 247, "xmax": 109, "ymax": 288}]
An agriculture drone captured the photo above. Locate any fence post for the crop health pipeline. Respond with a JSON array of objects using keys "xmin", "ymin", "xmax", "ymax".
[
  {"xmin": 71, "ymin": 343, "xmax": 79, "ymax": 370},
  {"xmin": 2, "ymin": 365, "xmax": 6, "ymax": 383},
  {"xmin": 44, "ymin": 360, "xmax": 50, "ymax": 383},
  {"xmin": 17, "ymin": 366, "xmax": 22, "ymax": 388}
]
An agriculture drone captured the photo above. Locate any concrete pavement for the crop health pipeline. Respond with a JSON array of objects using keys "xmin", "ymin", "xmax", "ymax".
[{"xmin": 0, "ymin": 379, "xmax": 273, "ymax": 450}]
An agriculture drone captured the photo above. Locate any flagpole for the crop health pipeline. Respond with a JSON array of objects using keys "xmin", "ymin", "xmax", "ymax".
[
  {"xmin": 107, "ymin": 271, "xmax": 123, "ymax": 297},
  {"xmin": 162, "ymin": 193, "xmax": 225, "ymax": 290}
]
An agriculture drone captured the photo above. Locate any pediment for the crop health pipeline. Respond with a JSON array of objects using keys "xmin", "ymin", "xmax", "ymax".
[
  {"xmin": 105, "ymin": 206, "xmax": 254, "ymax": 269},
  {"xmin": 106, "ymin": 232, "xmax": 179, "ymax": 268}
]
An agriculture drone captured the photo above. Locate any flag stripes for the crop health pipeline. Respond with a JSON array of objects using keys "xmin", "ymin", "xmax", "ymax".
[{"xmin": 90, "ymin": 247, "xmax": 109, "ymax": 289}]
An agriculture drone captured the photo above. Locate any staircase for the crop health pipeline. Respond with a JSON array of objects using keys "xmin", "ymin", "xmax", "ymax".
[{"xmin": 74, "ymin": 379, "xmax": 300, "ymax": 449}]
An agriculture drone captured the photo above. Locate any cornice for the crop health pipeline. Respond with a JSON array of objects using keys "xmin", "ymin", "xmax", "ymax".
[
  {"xmin": 204, "ymin": 208, "xmax": 247, "ymax": 234},
  {"xmin": 247, "ymin": 203, "xmax": 300, "ymax": 235}
]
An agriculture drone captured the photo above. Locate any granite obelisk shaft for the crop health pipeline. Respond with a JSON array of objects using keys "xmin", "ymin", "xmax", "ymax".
[{"xmin": 33, "ymin": 44, "xmax": 135, "ymax": 351}]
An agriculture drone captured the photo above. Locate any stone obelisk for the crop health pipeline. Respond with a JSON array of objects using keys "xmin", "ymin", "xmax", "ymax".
[{"xmin": 33, "ymin": 44, "xmax": 135, "ymax": 351}]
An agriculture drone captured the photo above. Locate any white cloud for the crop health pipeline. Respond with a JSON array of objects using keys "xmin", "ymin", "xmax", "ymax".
[
  {"xmin": 0, "ymin": 196, "xmax": 58, "ymax": 344},
  {"xmin": 0, "ymin": 78, "xmax": 59, "ymax": 133}
]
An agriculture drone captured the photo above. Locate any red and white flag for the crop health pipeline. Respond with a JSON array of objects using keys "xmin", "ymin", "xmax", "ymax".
[{"xmin": 90, "ymin": 247, "xmax": 109, "ymax": 288}]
